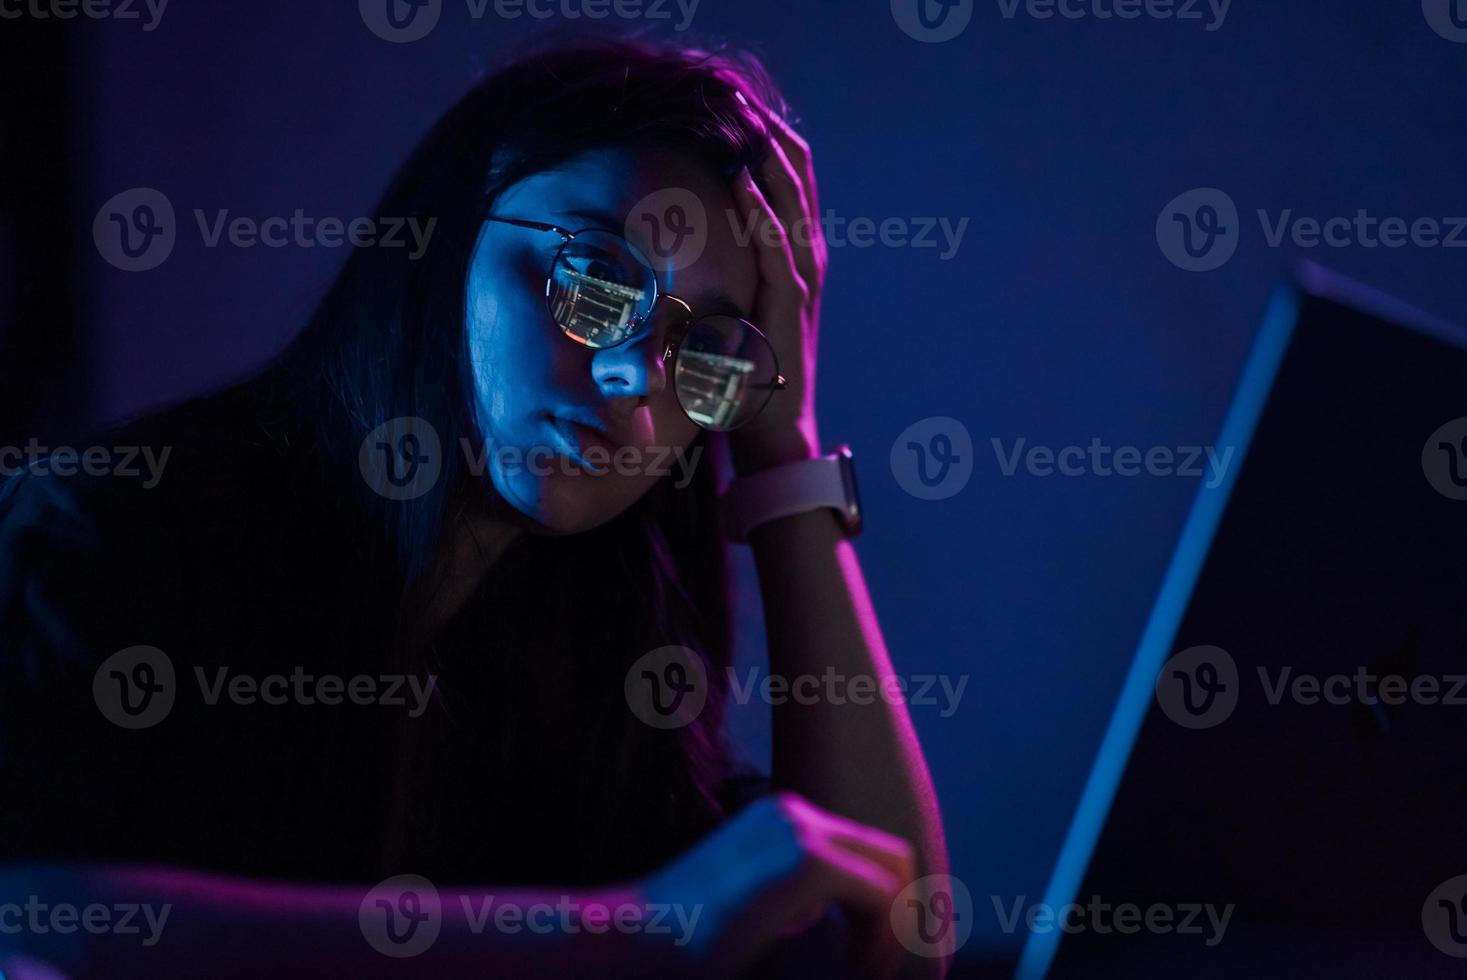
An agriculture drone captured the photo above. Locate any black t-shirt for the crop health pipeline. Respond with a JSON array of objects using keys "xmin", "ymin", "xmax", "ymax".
[{"xmin": 0, "ymin": 390, "xmax": 761, "ymax": 888}]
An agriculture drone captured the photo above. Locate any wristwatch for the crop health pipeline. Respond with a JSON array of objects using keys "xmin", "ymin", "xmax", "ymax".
[{"xmin": 720, "ymin": 444, "xmax": 863, "ymax": 542}]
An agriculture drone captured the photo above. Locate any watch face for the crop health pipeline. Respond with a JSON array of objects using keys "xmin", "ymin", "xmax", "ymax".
[{"xmin": 836, "ymin": 444, "xmax": 863, "ymax": 537}]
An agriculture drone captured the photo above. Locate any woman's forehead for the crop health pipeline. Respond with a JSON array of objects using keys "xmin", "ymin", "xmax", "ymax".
[{"xmin": 496, "ymin": 145, "xmax": 723, "ymax": 215}]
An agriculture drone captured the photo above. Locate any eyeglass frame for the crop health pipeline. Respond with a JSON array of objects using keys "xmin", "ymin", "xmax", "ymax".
[{"xmin": 478, "ymin": 212, "xmax": 788, "ymax": 428}]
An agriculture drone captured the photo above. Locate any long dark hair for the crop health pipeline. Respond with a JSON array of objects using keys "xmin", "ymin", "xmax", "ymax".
[{"xmin": 255, "ymin": 36, "xmax": 786, "ymax": 883}]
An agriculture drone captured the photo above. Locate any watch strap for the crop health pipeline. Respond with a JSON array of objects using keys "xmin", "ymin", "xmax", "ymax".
[{"xmin": 720, "ymin": 446, "xmax": 860, "ymax": 542}]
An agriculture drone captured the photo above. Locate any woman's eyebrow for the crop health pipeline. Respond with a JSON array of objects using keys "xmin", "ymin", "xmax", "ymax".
[
  {"xmin": 697, "ymin": 292, "xmax": 752, "ymax": 321},
  {"xmin": 548, "ymin": 211, "xmax": 754, "ymax": 320},
  {"xmin": 556, "ymin": 207, "xmax": 623, "ymax": 231}
]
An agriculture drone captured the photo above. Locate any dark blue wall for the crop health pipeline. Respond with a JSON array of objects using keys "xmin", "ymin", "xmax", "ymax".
[{"xmin": 81, "ymin": 0, "xmax": 1467, "ymax": 954}]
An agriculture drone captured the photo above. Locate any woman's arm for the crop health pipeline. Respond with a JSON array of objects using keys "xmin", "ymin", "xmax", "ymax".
[
  {"xmin": 1, "ymin": 793, "xmax": 919, "ymax": 979},
  {"xmin": 735, "ymin": 445, "xmax": 949, "ymax": 876},
  {"xmin": 728, "ymin": 111, "xmax": 951, "ymax": 977},
  {"xmin": 0, "ymin": 863, "xmax": 674, "ymax": 980}
]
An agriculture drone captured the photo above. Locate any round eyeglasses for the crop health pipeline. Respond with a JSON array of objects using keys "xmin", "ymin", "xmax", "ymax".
[{"xmin": 481, "ymin": 215, "xmax": 787, "ymax": 432}]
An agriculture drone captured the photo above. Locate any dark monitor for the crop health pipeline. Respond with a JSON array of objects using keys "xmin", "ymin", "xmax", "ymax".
[{"xmin": 1019, "ymin": 264, "xmax": 1467, "ymax": 979}]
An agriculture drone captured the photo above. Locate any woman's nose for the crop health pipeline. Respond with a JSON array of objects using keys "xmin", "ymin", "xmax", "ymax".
[{"xmin": 589, "ymin": 327, "xmax": 669, "ymax": 399}]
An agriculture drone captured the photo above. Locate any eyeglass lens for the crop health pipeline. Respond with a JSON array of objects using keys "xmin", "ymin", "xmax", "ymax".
[{"xmin": 545, "ymin": 229, "xmax": 776, "ymax": 431}]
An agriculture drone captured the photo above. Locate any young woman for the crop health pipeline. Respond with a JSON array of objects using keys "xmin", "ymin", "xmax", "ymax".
[{"xmin": 0, "ymin": 38, "xmax": 948, "ymax": 978}]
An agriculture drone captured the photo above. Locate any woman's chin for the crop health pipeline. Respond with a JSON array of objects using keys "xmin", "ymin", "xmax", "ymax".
[{"xmin": 492, "ymin": 468, "xmax": 624, "ymax": 536}]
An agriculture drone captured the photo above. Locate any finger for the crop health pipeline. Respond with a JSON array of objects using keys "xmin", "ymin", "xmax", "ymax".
[
  {"xmin": 779, "ymin": 798, "xmax": 916, "ymax": 976},
  {"xmin": 724, "ymin": 838, "xmax": 897, "ymax": 974},
  {"xmin": 825, "ymin": 833, "xmax": 916, "ymax": 901},
  {"xmin": 808, "ymin": 837, "xmax": 904, "ymax": 904},
  {"xmin": 785, "ymin": 797, "xmax": 918, "ymax": 881},
  {"xmin": 748, "ymin": 101, "xmax": 827, "ymax": 297},
  {"xmin": 802, "ymin": 841, "xmax": 906, "ymax": 980},
  {"xmin": 730, "ymin": 166, "xmax": 808, "ymax": 314},
  {"xmin": 760, "ymin": 105, "xmax": 820, "ymax": 223},
  {"xmin": 763, "ymin": 796, "xmax": 903, "ymax": 918},
  {"xmin": 757, "ymin": 139, "xmax": 824, "ymax": 300}
]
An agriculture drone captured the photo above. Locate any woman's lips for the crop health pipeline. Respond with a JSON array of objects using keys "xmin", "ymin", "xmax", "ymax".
[{"xmin": 547, "ymin": 416, "xmax": 617, "ymax": 473}]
